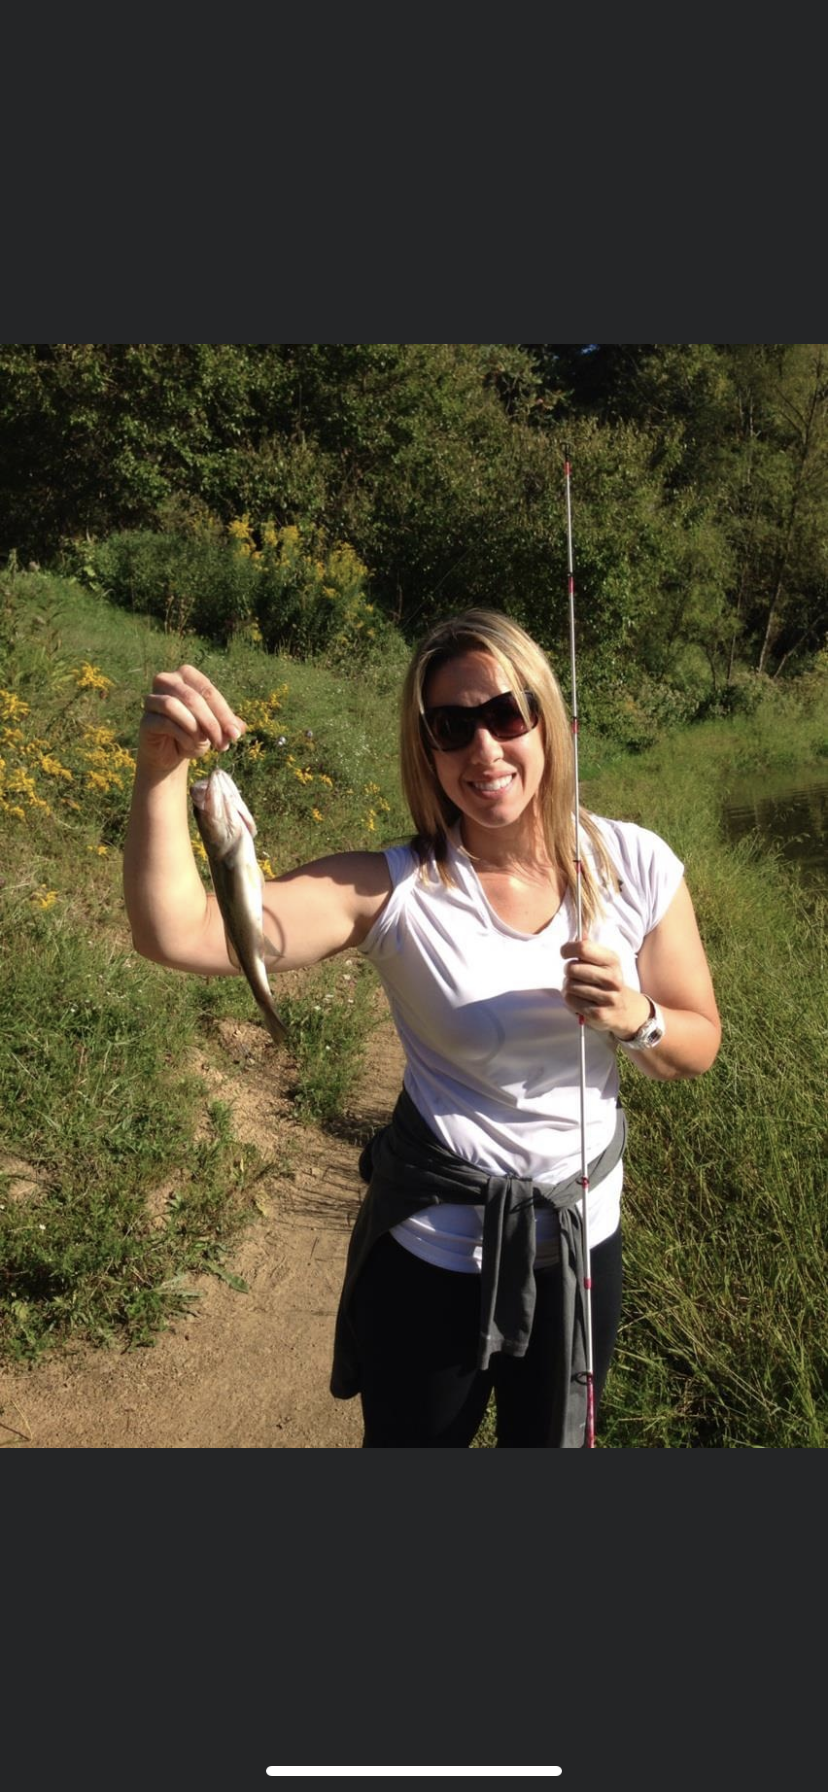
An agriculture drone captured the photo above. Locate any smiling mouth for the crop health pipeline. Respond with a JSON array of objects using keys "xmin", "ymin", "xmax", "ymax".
[{"xmin": 467, "ymin": 774, "xmax": 515, "ymax": 795}]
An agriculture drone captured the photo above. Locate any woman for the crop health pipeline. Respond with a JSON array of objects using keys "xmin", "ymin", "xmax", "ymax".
[{"xmin": 124, "ymin": 609, "xmax": 720, "ymax": 1447}]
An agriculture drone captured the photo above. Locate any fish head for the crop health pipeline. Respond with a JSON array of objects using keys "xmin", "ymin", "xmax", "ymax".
[{"xmin": 191, "ymin": 768, "xmax": 258, "ymax": 855}]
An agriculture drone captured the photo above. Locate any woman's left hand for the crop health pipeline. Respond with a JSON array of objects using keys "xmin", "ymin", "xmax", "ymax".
[{"xmin": 560, "ymin": 937, "xmax": 650, "ymax": 1040}]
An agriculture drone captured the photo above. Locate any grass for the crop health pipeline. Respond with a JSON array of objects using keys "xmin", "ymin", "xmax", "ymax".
[
  {"xmin": 472, "ymin": 698, "xmax": 827, "ymax": 1448},
  {"xmin": 0, "ymin": 910, "xmax": 257, "ymax": 1359},
  {"xmin": 0, "ymin": 568, "xmax": 405, "ymax": 1362},
  {"xmin": 580, "ymin": 717, "xmax": 825, "ymax": 1448},
  {"xmin": 2, "ymin": 565, "xmax": 826, "ymax": 1448}
]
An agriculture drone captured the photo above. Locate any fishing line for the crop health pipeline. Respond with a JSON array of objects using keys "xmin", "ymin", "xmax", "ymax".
[{"xmin": 564, "ymin": 446, "xmax": 596, "ymax": 1449}]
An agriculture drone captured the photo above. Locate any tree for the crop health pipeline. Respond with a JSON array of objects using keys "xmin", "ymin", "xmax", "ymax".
[{"xmin": 724, "ymin": 345, "xmax": 828, "ymax": 675}]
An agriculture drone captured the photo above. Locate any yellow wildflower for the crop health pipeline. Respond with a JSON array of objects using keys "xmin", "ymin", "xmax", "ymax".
[
  {"xmin": 228, "ymin": 514, "xmax": 258, "ymax": 557},
  {"xmin": 0, "ymin": 689, "xmax": 30, "ymax": 721},
  {"xmin": 86, "ymin": 770, "xmax": 120, "ymax": 792},
  {"xmin": 40, "ymin": 754, "xmax": 73, "ymax": 781},
  {"xmin": 74, "ymin": 663, "xmax": 114, "ymax": 694},
  {"xmin": 311, "ymin": 808, "xmax": 323, "ymax": 822},
  {"xmin": 32, "ymin": 888, "xmax": 58, "ymax": 910},
  {"xmin": 4, "ymin": 767, "xmax": 50, "ymax": 810},
  {"xmin": 80, "ymin": 727, "xmax": 135, "ymax": 773}
]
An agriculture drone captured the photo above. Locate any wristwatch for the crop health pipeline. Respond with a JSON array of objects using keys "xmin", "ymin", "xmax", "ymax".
[{"xmin": 619, "ymin": 996, "xmax": 665, "ymax": 1050}]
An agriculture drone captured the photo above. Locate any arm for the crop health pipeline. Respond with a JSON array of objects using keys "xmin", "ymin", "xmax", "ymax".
[
  {"xmin": 560, "ymin": 878, "xmax": 721, "ymax": 1082},
  {"xmin": 123, "ymin": 665, "xmax": 391, "ymax": 976}
]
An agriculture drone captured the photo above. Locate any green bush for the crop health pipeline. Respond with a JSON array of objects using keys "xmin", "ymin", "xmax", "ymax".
[
  {"xmin": 252, "ymin": 526, "xmax": 385, "ymax": 662},
  {"xmin": 90, "ymin": 531, "xmax": 259, "ymax": 644},
  {"xmin": 80, "ymin": 523, "xmax": 388, "ymax": 663}
]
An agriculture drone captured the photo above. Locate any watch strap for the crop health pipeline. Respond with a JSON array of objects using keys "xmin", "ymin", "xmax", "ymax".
[{"xmin": 619, "ymin": 996, "xmax": 665, "ymax": 1050}]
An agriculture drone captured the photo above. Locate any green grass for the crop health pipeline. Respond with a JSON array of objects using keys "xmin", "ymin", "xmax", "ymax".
[
  {"xmin": 584, "ymin": 719, "xmax": 826, "ymax": 1449},
  {"xmin": 0, "ymin": 568, "xmax": 406, "ymax": 1362},
  {"xmin": 0, "ymin": 909, "xmax": 257, "ymax": 1359}
]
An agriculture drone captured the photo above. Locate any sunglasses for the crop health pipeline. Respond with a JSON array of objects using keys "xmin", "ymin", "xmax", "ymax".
[{"xmin": 421, "ymin": 688, "xmax": 540, "ymax": 753}]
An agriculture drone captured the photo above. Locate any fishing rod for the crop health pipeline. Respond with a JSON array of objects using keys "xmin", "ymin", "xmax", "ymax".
[{"xmin": 564, "ymin": 446, "xmax": 595, "ymax": 1449}]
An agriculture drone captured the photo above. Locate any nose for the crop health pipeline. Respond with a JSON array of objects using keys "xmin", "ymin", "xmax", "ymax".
[{"xmin": 468, "ymin": 723, "xmax": 503, "ymax": 763}]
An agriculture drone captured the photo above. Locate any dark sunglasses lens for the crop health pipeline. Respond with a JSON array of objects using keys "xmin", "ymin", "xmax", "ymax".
[
  {"xmin": 490, "ymin": 694, "xmax": 536, "ymax": 738},
  {"xmin": 425, "ymin": 692, "xmax": 537, "ymax": 750},
  {"xmin": 427, "ymin": 711, "xmax": 466, "ymax": 749}
]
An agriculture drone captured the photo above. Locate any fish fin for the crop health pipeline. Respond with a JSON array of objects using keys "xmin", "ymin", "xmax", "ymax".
[
  {"xmin": 223, "ymin": 930, "xmax": 242, "ymax": 973},
  {"xmin": 261, "ymin": 927, "xmax": 284, "ymax": 971},
  {"xmin": 234, "ymin": 793, "xmax": 258, "ymax": 837}
]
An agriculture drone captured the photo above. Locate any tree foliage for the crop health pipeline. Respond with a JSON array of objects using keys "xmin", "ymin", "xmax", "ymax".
[{"xmin": 2, "ymin": 342, "xmax": 827, "ymax": 705}]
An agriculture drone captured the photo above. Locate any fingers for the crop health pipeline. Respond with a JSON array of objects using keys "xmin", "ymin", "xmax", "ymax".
[
  {"xmin": 560, "ymin": 937, "xmax": 625, "ymax": 1030},
  {"xmin": 141, "ymin": 667, "xmax": 247, "ymax": 758},
  {"xmin": 560, "ymin": 936, "xmax": 609, "ymax": 963}
]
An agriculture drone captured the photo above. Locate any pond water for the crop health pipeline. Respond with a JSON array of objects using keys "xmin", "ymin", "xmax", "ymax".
[{"xmin": 722, "ymin": 766, "xmax": 828, "ymax": 894}]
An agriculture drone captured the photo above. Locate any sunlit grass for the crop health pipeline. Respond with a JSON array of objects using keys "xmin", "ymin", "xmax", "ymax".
[{"xmin": 0, "ymin": 569, "xmax": 406, "ymax": 1361}]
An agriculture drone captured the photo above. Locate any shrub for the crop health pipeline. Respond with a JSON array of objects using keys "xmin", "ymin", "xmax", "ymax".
[
  {"xmin": 79, "ymin": 522, "xmax": 385, "ymax": 662},
  {"xmin": 89, "ymin": 531, "xmax": 258, "ymax": 643},
  {"xmin": 251, "ymin": 523, "xmax": 385, "ymax": 662}
]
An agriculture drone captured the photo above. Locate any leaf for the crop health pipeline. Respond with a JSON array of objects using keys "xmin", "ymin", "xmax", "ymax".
[{"xmin": 203, "ymin": 1261, "xmax": 248, "ymax": 1293}]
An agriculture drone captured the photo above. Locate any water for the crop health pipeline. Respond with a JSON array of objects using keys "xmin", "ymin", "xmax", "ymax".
[{"xmin": 722, "ymin": 767, "xmax": 828, "ymax": 893}]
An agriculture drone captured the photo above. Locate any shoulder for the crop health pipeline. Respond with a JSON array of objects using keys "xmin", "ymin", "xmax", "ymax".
[
  {"xmin": 589, "ymin": 816, "xmax": 685, "ymax": 934},
  {"xmin": 590, "ymin": 816, "xmax": 681, "ymax": 876},
  {"xmin": 274, "ymin": 848, "xmax": 393, "ymax": 898},
  {"xmin": 381, "ymin": 840, "xmax": 422, "ymax": 887},
  {"xmin": 357, "ymin": 839, "xmax": 451, "ymax": 960}
]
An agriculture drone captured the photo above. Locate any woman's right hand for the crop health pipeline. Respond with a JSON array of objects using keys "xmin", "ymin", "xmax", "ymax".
[{"xmin": 138, "ymin": 664, "xmax": 247, "ymax": 771}]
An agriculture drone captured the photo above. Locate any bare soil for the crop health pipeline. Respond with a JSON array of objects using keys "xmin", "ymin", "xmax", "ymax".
[{"xmin": 0, "ymin": 994, "xmax": 405, "ymax": 1450}]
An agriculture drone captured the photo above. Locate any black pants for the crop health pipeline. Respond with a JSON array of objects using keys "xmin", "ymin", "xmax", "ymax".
[{"xmin": 351, "ymin": 1225, "xmax": 623, "ymax": 1448}]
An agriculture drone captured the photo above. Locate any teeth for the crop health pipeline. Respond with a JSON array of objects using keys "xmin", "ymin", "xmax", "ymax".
[{"xmin": 470, "ymin": 776, "xmax": 513, "ymax": 792}]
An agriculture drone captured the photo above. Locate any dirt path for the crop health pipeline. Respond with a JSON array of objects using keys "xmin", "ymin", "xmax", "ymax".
[{"xmin": 0, "ymin": 997, "xmax": 405, "ymax": 1450}]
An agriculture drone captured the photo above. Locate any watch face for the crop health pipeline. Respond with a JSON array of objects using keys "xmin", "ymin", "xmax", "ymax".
[
  {"xmin": 639, "ymin": 1007, "xmax": 665, "ymax": 1046},
  {"xmin": 627, "ymin": 1001, "xmax": 664, "ymax": 1048}
]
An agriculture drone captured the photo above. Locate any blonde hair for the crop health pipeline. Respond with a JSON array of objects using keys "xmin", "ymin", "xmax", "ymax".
[{"xmin": 399, "ymin": 607, "xmax": 617, "ymax": 929}]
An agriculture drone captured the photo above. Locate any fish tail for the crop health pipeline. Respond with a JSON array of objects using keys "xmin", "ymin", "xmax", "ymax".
[{"xmin": 259, "ymin": 998, "xmax": 289, "ymax": 1047}]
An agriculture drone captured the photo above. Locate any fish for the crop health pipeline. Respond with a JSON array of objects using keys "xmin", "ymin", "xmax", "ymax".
[{"xmin": 190, "ymin": 768, "xmax": 288, "ymax": 1046}]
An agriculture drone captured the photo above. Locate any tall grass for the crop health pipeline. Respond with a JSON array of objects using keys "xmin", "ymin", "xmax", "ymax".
[{"xmin": 586, "ymin": 722, "xmax": 826, "ymax": 1449}]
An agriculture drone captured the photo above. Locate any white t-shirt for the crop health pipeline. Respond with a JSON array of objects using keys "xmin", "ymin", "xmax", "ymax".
[{"xmin": 358, "ymin": 818, "xmax": 684, "ymax": 1272}]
